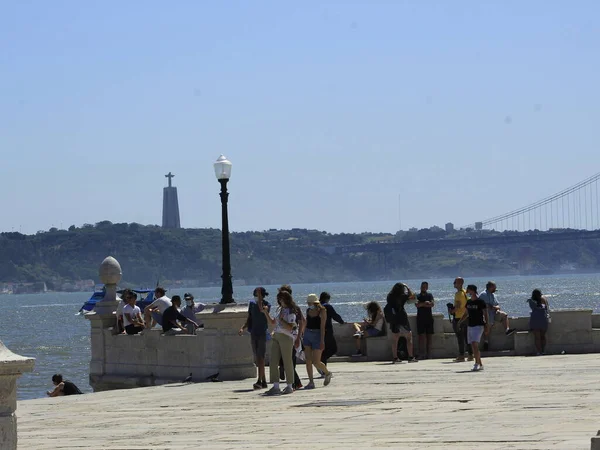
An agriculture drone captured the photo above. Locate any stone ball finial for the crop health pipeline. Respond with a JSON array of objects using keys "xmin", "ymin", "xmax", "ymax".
[{"xmin": 99, "ymin": 256, "xmax": 122, "ymax": 285}]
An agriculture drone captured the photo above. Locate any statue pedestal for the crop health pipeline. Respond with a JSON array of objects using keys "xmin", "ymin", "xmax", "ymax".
[
  {"xmin": 0, "ymin": 341, "xmax": 35, "ymax": 450},
  {"xmin": 199, "ymin": 304, "xmax": 256, "ymax": 380}
]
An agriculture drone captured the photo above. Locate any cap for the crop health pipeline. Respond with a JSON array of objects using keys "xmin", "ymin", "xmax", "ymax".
[{"xmin": 184, "ymin": 293, "xmax": 194, "ymax": 300}]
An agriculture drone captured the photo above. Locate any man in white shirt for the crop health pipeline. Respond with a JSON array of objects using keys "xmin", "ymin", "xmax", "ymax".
[
  {"xmin": 143, "ymin": 287, "xmax": 172, "ymax": 329},
  {"xmin": 114, "ymin": 289, "xmax": 132, "ymax": 334},
  {"xmin": 123, "ymin": 293, "xmax": 145, "ymax": 335}
]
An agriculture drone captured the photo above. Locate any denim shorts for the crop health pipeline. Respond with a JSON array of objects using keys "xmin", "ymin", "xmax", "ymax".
[
  {"xmin": 467, "ymin": 325, "xmax": 484, "ymax": 344},
  {"xmin": 151, "ymin": 310, "xmax": 164, "ymax": 326},
  {"xmin": 302, "ymin": 329, "xmax": 322, "ymax": 348}
]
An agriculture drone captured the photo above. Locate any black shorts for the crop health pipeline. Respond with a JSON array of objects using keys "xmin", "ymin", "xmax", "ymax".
[
  {"xmin": 417, "ymin": 319, "xmax": 434, "ymax": 335},
  {"xmin": 250, "ymin": 334, "xmax": 267, "ymax": 360},
  {"xmin": 391, "ymin": 323, "xmax": 411, "ymax": 334}
]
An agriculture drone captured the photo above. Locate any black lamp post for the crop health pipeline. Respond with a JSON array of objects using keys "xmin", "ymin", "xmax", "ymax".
[{"xmin": 214, "ymin": 155, "xmax": 234, "ymax": 304}]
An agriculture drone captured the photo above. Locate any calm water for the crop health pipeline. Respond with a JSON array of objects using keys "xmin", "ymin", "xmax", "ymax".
[{"xmin": 2, "ymin": 273, "xmax": 599, "ymax": 400}]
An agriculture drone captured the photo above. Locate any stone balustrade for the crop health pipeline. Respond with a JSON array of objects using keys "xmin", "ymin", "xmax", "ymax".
[
  {"xmin": 86, "ymin": 305, "xmax": 600, "ymax": 391},
  {"xmin": 0, "ymin": 341, "xmax": 35, "ymax": 450}
]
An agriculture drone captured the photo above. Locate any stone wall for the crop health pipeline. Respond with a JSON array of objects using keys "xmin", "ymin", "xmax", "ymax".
[{"xmin": 88, "ymin": 307, "xmax": 600, "ymax": 391}]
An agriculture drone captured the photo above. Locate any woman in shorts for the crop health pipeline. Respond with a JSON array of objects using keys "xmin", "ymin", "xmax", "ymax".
[
  {"xmin": 352, "ymin": 301, "xmax": 384, "ymax": 356},
  {"xmin": 302, "ymin": 294, "xmax": 333, "ymax": 389},
  {"xmin": 459, "ymin": 284, "xmax": 489, "ymax": 372}
]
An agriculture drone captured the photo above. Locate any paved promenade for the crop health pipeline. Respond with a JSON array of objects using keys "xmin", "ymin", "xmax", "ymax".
[{"xmin": 17, "ymin": 354, "xmax": 600, "ymax": 449}]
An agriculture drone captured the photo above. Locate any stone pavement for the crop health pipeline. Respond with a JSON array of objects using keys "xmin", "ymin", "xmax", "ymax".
[{"xmin": 17, "ymin": 354, "xmax": 600, "ymax": 449}]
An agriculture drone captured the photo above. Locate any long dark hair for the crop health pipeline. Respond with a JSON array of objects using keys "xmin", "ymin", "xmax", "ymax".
[
  {"xmin": 387, "ymin": 282, "xmax": 410, "ymax": 305},
  {"xmin": 276, "ymin": 291, "xmax": 297, "ymax": 312},
  {"xmin": 531, "ymin": 289, "xmax": 543, "ymax": 306},
  {"xmin": 365, "ymin": 301, "xmax": 382, "ymax": 322}
]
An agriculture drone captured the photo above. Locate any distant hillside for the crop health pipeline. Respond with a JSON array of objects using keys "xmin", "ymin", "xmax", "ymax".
[{"xmin": 1, "ymin": 222, "xmax": 600, "ymax": 290}]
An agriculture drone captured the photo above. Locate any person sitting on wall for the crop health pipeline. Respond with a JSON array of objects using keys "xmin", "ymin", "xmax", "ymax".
[
  {"xmin": 143, "ymin": 287, "xmax": 172, "ymax": 329},
  {"xmin": 47, "ymin": 374, "xmax": 83, "ymax": 397},
  {"xmin": 182, "ymin": 293, "xmax": 206, "ymax": 334},
  {"xmin": 351, "ymin": 301, "xmax": 385, "ymax": 357},
  {"xmin": 162, "ymin": 295, "xmax": 199, "ymax": 335},
  {"xmin": 479, "ymin": 281, "xmax": 516, "ymax": 350},
  {"xmin": 123, "ymin": 292, "xmax": 146, "ymax": 335},
  {"xmin": 114, "ymin": 288, "xmax": 132, "ymax": 334}
]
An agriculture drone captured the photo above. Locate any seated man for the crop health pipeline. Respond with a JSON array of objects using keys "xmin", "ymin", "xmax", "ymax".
[
  {"xmin": 162, "ymin": 295, "xmax": 199, "ymax": 335},
  {"xmin": 47, "ymin": 374, "xmax": 83, "ymax": 397},
  {"xmin": 181, "ymin": 293, "xmax": 206, "ymax": 334},
  {"xmin": 144, "ymin": 287, "xmax": 172, "ymax": 329},
  {"xmin": 479, "ymin": 281, "xmax": 516, "ymax": 349},
  {"xmin": 123, "ymin": 292, "xmax": 145, "ymax": 335},
  {"xmin": 114, "ymin": 288, "xmax": 132, "ymax": 334}
]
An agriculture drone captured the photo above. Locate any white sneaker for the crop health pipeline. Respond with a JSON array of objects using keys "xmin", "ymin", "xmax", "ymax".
[
  {"xmin": 471, "ymin": 364, "xmax": 480, "ymax": 372},
  {"xmin": 353, "ymin": 332, "xmax": 363, "ymax": 338}
]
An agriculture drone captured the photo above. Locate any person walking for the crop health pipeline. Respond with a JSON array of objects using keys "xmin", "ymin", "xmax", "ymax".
[
  {"xmin": 459, "ymin": 284, "xmax": 488, "ymax": 372},
  {"xmin": 239, "ymin": 287, "xmax": 271, "ymax": 390},
  {"xmin": 416, "ymin": 281, "xmax": 435, "ymax": 360},
  {"xmin": 277, "ymin": 285, "xmax": 304, "ymax": 390},
  {"xmin": 528, "ymin": 289, "xmax": 550, "ymax": 355},
  {"xmin": 302, "ymin": 294, "xmax": 333, "ymax": 389},
  {"xmin": 449, "ymin": 277, "xmax": 472, "ymax": 362},
  {"xmin": 385, "ymin": 282, "xmax": 418, "ymax": 363},
  {"xmin": 263, "ymin": 290, "xmax": 298, "ymax": 395},
  {"xmin": 319, "ymin": 292, "xmax": 345, "ymax": 366}
]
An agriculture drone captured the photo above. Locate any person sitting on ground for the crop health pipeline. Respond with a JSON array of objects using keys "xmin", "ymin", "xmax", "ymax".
[
  {"xmin": 479, "ymin": 281, "xmax": 516, "ymax": 350},
  {"xmin": 458, "ymin": 284, "xmax": 489, "ymax": 372},
  {"xmin": 182, "ymin": 293, "xmax": 206, "ymax": 334},
  {"xmin": 123, "ymin": 292, "xmax": 145, "ymax": 335},
  {"xmin": 162, "ymin": 295, "xmax": 199, "ymax": 335},
  {"xmin": 385, "ymin": 282, "xmax": 418, "ymax": 363},
  {"xmin": 528, "ymin": 289, "xmax": 550, "ymax": 355},
  {"xmin": 320, "ymin": 291, "xmax": 345, "ymax": 367},
  {"xmin": 143, "ymin": 287, "xmax": 172, "ymax": 329},
  {"xmin": 47, "ymin": 374, "xmax": 83, "ymax": 397},
  {"xmin": 302, "ymin": 294, "xmax": 333, "ymax": 389},
  {"xmin": 416, "ymin": 281, "xmax": 435, "ymax": 360},
  {"xmin": 352, "ymin": 301, "xmax": 384, "ymax": 357},
  {"xmin": 239, "ymin": 287, "xmax": 271, "ymax": 390}
]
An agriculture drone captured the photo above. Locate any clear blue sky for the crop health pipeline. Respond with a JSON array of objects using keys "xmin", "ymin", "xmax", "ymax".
[{"xmin": 1, "ymin": 1, "xmax": 598, "ymax": 234}]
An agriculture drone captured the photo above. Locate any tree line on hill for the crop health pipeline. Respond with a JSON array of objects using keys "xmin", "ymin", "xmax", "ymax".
[{"xmin": 1, "ymin": 222, "xmax": 599, "ymax": 290}]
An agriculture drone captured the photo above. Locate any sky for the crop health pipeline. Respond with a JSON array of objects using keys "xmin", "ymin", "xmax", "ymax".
[{"xmin": 1, "ymin": 1, "xmax": 599, "ymax": 234}]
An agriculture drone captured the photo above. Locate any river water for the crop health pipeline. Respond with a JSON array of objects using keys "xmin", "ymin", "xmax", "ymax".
[{"xmin": 2, "ymin": 273, "xmax": 599, "ymax": 400}]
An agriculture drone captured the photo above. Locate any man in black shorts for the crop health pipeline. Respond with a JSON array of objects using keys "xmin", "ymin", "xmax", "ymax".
[{"xmin": 416, "ymin": 281, "xmax": 435, "ymax": 360}]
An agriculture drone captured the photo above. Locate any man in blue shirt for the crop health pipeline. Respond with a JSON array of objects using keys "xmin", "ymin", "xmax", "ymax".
[
  {"xmin": 239, "ymin": 287, "xmax": 271, "ymax": 390},
  {"xmin": 479, "ymin": 281, "xmax": 516, "ymax": 350}
]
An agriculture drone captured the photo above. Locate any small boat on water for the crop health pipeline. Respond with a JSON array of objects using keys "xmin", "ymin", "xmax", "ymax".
[{"xmin": 79, "ymin": 286, "xmax": 155, "ymax": 314}]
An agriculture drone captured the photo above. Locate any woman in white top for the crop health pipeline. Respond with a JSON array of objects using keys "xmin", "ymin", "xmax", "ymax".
[
  {"xmin": 352, "ymin": 301, "xmax": 384, "ymax": 356},
  {"xmin": 263, "ymin": 290, "xmax": 298, "ymax": 395}
]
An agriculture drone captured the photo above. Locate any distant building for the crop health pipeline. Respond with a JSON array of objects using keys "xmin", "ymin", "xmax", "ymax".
[
  {"xmin": 475, "ymin": 222, "xmax": 483, "ymax": 230},
  {"xmin": 445, "ymin": 222, "xmax": 455, "ymax": 233},
  {"xmin": 162, "ymin": 172, "xmax": 181, "ymax": 229}
]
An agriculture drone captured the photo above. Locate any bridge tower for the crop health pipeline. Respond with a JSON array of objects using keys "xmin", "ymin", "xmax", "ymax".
[{"xmin": 162, "ymin": 172, "xmax": 181, "ymax": 229}]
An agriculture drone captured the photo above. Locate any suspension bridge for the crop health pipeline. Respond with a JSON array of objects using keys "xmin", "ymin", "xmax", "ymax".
[{"xmin": 337, "ymin": 172, "xmax": 600, "ymax": 254}]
